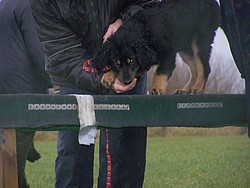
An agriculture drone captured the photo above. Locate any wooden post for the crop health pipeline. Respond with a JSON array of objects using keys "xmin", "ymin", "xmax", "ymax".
[{"xmin": 0, "ymin": 129, "xmax": 18, "ymax": 188}]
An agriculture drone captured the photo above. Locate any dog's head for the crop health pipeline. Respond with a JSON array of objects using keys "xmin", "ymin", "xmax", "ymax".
[{"xmin": 93, "ymin": 31, "xmax": 157, "ymax": 85}]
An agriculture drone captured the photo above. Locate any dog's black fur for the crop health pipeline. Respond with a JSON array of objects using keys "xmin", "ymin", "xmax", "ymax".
[{"xmin": 93, "ymin": 0, "xmax": 221, "ymax": 95}]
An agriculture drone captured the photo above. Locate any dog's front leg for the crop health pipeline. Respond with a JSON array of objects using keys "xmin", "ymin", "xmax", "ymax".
[
  {"xmin": 151, "ymin": 56, "xmax": 175, "ymax": 95},
  {"xmin": 101, "ymin": 70, "xmax": 116, "ymax": 89},
  {"xmin": 151, "ymin": 73, "xmax": 168, "ymax": 95}
]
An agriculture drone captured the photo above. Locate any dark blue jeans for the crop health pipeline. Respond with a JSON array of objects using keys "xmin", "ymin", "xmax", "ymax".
[
  {"xmin": 55, "ymin": 87, "xmax": 95, "ymax": 188},
  {"xmin": 54, "ymin": 74, "xmax": 147, "ymax": 188}
]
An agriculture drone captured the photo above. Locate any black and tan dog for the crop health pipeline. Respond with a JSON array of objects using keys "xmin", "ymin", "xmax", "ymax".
[{"xmin": 93, "ymin": 0, "xmax": 221, "ymax": 95}]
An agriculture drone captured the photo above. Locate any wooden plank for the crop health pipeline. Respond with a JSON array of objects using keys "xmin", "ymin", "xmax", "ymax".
[
  {"xmin": 0, "ymin": 129, "xmax": 18, "ymax": 188},
  {"xmin": 0, "ymin": 94, "xmax": 248, "ymax": 187},
  {"xmin": 0, "ymin": 94, "xmax": 247, "ymax": 130}
]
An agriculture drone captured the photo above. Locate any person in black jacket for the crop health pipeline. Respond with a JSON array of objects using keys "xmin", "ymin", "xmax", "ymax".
[
  {"xmin": 31, "ymin": 0, "xmax": 156, "ymax": 188},
  {"xmin": 0, "ymin": 0, "xmax": 51, "ymax": 187},
  {"xmin": 220, "ymin": 0, "xmax": 250, "ymax": 136}
]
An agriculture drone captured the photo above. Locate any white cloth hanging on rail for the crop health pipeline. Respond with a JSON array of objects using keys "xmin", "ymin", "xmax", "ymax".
[{"xmin": 74, "ymin": 95, "xmax": 97, "ymax": 145}]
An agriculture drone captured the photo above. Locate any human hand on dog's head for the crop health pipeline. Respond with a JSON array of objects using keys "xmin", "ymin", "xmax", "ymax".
[
  {"xmin": 103, "ymin": 19, "xmax": 123, "ymax": 43},
  {"xmin": 112, "ymin": 77, "xmax": 137, "ymax": 93}
]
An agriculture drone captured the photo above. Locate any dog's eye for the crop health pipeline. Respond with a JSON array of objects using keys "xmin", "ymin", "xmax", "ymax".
[
  {"xmin": 127, "ymin": 59, "xmax": 133, "ymax": 64},
  {"xmin": 115, "ymin": 60, "xmax": 121, "ymax": 65}
]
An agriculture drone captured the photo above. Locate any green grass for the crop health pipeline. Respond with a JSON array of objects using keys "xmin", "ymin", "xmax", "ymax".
[{"xmin": 26, "ymin": 135, "xmax": 250, "ymax": 188}]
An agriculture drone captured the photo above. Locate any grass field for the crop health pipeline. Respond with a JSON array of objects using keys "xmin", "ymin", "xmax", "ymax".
[{"xmin": 26, "ymin": 135, "xmax": 250, "ymax": 188}]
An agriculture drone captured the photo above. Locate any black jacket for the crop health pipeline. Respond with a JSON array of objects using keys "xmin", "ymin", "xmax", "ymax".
[
  {"xmin": 220, "ymin": 0, "xmax": 250, "ymax": 79},
  {"xmin": 0, "ymin": 0, "xmax": 51, "ymax": 94},
  {"xmin": 31, "ymin": 0, "xmax": 155, "ymax": 94}
]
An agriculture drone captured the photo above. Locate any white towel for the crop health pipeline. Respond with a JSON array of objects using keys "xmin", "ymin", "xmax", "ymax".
[{"xmin": 74, "ymin": 95, "xmax": 97, "ymax": 145}]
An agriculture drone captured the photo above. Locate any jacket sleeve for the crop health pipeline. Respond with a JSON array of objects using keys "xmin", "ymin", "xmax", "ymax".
[
  {"xmin": 20, "ymin": 4, "xmax": 52, "ymax": 90},
  {"xmin": 31, "ymin": 0, "xmax": 106, "ymax": 94},
  {"xmin": 120, "ymin": 0, "xmax": 159, "ymax": 21}
]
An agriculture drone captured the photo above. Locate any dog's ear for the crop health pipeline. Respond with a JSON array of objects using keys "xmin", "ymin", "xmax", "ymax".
[
  {"xmin": 133, "ymin": 42, "xmax": 157, "ymax": 71},
  {"xmin": 92, "ymin": 41, "xmax": 112, "ymax": 72}
]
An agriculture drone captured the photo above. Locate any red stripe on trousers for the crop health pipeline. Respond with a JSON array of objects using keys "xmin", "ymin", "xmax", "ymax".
[{"xmin": 106, "ymin": 129, "xmax": 112, "ymax": 188}]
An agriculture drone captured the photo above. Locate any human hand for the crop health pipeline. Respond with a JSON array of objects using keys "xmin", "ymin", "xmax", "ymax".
[
  {"xmin": 103, "ymin": 19, "xmax": 122, "ymax": 42},
  {"xmin": 112, "ymin": 78, "xmax": 137, "ymax": 93}
]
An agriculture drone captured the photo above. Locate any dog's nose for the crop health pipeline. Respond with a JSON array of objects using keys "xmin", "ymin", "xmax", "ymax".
[{"xmin": 123, "ymin": 79, "xmax": 132, "ymax": 85}]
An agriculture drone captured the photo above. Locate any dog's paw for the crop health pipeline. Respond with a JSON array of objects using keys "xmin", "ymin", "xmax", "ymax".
[
  {"xmin": 175, "ymin": 89, "xmax": 191, "ymax": 95},
  {"xmin": 175, "ymin": 87, "xmax": 204, "ymax": 95},
  {"xmin": 187, "ymin": 77, "xmax": 206, "ymax": 94},
  {"xmin": 190, "ymin": 87, "xmax": 204, "ymax": 94},
  {"xmin": 189, "ymin": 82, "xmax": 206, "ymax": 94},
  {"xmin": 101, "ymin": 71, "xmax": 116, "ymax": 88},
  {"xmin": 151, "ymin": 75, "xmax": 168, "ymax": 95},
  {"xmin": 151, "ymin": 88, "xmax": 164, "ymax": 95}
]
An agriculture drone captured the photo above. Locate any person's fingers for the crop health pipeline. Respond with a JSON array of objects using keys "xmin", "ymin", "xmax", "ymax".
[
  {"xmin": 103, "ymin": 19, "xmax": 123, "ymax": 43},
  {"xmin": 103, "ymin": 33, "xmax": 111, "ymax": 43},
  {"xmin": 112, "ymin": 78, "xmax": 137, "ymax": 93}
]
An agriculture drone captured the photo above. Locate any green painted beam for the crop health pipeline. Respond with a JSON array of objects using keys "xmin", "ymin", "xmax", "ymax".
[{"xmin": 0, "ymin": 94, "xmax": 247, "ymax": 130}]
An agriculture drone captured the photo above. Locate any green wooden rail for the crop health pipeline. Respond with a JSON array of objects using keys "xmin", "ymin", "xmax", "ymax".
[
  {"xmin": 0, "ymin": 94, "xmax": 248, "ymax": 188},
  {"xmin": 0, "ymin": 94, "xmax": 247, "ymax": 130}
]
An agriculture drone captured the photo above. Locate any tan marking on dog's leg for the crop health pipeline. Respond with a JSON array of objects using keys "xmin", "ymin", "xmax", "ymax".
[
  {"xmin": 191, "ymin": 40, "xmax": 206, "ymax": 94},
  {"xmin": 177, "ymin": 52, "xmax": 197, "ymax": 94},
  {"xmin": 101, "ymin": 70, "xmax": 116, "ymax": 89},
  {"xmin": 151, "ymin": 74, "xmax": 168, "ymax": 95}
]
